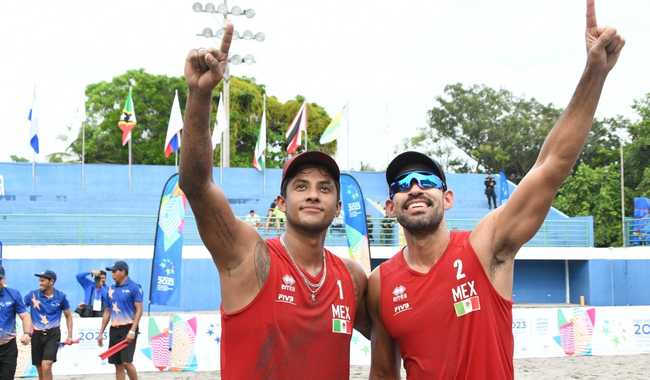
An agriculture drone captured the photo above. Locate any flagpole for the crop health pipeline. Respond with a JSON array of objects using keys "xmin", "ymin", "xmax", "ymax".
[
  {"xmin": 304, "ymin": 102, "xmax": 308, "ymax": 152},
  {"xmin": 346, "ymin": 102, "xmax": 351, "ymax": 172},
  {"xmin": 128, "ymin": 139, "xmax": 132, "ymax": 191},
  {"xmin": 81, "ymin": 120, "xmax": 85, "ymax": 189},
  {"xmin": 263, "ymin": 95, "xmax": 266, "ymax": 195},
  {"xmin": 32, "ymin": 151, "xmax": 36, "ymax": 191},
  {"xmin": 220, "ymin": 134, "xmax": 224, "ymax": 185}
]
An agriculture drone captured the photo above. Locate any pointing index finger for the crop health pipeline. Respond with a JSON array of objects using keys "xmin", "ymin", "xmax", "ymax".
[
  {"xmin": 220, "ymin": 22, "xmax": 234, "ymax": 57},
  {"xmin": 586, "ymin": 0, "xmax": 597, "ymax": 30}
]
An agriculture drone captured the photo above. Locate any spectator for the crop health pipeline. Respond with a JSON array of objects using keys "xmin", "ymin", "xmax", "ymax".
[
  {"xmin": 0, "ymin": 265, "xmax": 32, "ymax": 380},
  {"xmin": 484, "ymin": 175, "xmax": 497, "ymax": 209},
  {"xmin": 366, "ymin": 214, "xmax": 375, "ymax": 244},
  {"xmin": 264, "ymin": 197, "xmax": 279, "ymax": 230},
  {"xmin": 244, "ymin": 210, "xmax": 261, "ymax": 228},
  {"xmin": 24, "ymin": 270, "xmax": 73, "ymax": 380},
  {"xmin": 380, "ymin": 216, "xmax": 394, "ymax": 245},
  {"xmin": 265, "ymin": 196, "xmax": 286, "ymax": 231},
  {"xmin": 98, "ymin": 260, "xmax": 143, "ymax": 380},
  {"xmin": 75, "ymin": 269, "xmax": 108, "ymax": 318}
]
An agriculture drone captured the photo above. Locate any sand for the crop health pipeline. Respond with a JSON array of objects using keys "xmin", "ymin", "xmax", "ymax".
[{"xmin": 54, "ymin": 354, "xmax": 650, "ymax": 379}]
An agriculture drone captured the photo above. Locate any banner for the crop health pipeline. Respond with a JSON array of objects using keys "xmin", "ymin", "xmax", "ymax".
[
  {"xmin": 340, "ymin": 174, "xmax": 371, "ymax": 273},
  {"xmin": 149, "ymin": 173, "xmax": 188, "ymax": 307},
  {"xmin": 634, "ymin": 197, "xmax": 650, "ymax": 218},
  {"xmin": 13, "ymin": 306, "xmax": 650, "ymax": 377}
]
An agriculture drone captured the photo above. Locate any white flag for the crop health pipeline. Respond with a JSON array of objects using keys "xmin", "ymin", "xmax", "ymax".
[{"xmin": 212, "ymin": 92, "xmax": 227, "ymax": 149}]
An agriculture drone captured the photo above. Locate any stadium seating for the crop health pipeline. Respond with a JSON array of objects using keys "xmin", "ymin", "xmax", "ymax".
[{"xmin": 0, "ymin": 162, "xmax": 593, "ymax": 246}]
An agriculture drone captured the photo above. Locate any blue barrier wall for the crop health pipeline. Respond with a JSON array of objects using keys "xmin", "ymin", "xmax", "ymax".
[
  {"xmin": 583, "ymin": 260, "xmax": 650, "ymax": 306},
  {"xmin": 512, "ymin": 260, "xmax": 566, "ymax": 304},
  {"xmin": 2, "ymin": 258, "xmax": 221, "ymax": 312},
  {"xmin": 3, "ymin": 255, "xmax": 648, "ymax": 310}
]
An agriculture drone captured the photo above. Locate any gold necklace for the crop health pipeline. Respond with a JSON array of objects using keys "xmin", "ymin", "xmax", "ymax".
[{"xmin": 280, "ymin": 234, "xmax": 327, "ymax": 303}]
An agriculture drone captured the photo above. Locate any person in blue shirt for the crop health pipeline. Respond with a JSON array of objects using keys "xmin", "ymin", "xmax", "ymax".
[
  {"xmin": 0, "ymin": 265, "xmax": 32, "ymax": 380},
  {"xmin": 24, "ymin": 270, "xmax": 73, "ymax": 380},
  {"xmin": 75, "ymin": 269, "xmax": 108, "ymax": 318},
  {"xmin": 98, "ymin": 261, "xmax": 143, "ymax": 380}
]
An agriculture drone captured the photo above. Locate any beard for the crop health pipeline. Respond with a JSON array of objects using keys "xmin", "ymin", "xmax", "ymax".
[{"xmin": 395, "ymin": 197, "xmax": 444, "ymax": 236}]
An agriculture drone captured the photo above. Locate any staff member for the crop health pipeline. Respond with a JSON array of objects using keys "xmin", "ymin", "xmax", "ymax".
[
  {"xmin": 98, "ymin": 261, "xmax": 143, "ymax": 380},
  {"xmin": 24, "ymin": 270, "xmax": 73, "ymax": 380},
  {"xmin": 75, "ymin": 269, "xmax": 108, "ymax": 317},
  {"xmin": 0, "ymin": 265, "xmax": 32, "ymax": 380}
]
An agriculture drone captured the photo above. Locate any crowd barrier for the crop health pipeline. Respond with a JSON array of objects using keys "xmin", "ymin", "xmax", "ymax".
[{"xmin": 13, "ymin": 305, "xmax": 650, "ymax": 377}]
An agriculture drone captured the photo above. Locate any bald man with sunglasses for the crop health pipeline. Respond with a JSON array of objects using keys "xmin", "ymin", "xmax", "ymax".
[{"xmin": 368, "ymin": 1, "xmax": 625, "ymax": 378}]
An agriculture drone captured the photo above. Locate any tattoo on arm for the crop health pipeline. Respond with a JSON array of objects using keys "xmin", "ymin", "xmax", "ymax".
[{"xmin": 254, "ymin": 239, "xmax": 270, "ymax": 289}]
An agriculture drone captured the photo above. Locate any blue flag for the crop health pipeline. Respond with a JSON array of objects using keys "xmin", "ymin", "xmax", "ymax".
[
  {"xmin": 28, "ymin": 88, "xmax": 39, "ymax": 154},
  {"xmin": 150, "ymin": 173, "xmax": 188, "ymax": 306},
  {"xmin": 498, "ymin": 170, "xmax": 510, "ymax": 205},
  {"xmin": 340, "ymin": 174, "xmax": 371, "ymax": 273}
]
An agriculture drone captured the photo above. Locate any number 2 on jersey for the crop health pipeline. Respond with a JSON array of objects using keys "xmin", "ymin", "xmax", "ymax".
[{"xmin": 453, "ymin": 259, "xmax": 466, "ymax": 280}]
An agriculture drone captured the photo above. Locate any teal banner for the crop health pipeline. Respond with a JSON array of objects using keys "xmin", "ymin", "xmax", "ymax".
[
  {"xmin": 340, "ymin": 174, "xmax": 371, "ymax": 273},
  {"xmin": 150, "ymin": 173, "xmax": 188, "ymax": 306}
]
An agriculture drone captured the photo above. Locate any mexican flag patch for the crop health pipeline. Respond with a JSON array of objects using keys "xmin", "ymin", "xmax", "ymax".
[
  {"xmin": 454, "ymin": 296, "xmax": 481, "ymax": 317},
  {"xmin": 332, "ymin": 319, "xmax": 352, "ymax": 334}
]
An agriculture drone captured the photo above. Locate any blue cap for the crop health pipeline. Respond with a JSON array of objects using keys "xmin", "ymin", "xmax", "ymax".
[
  {"xmin": 0, "ymin": 265, "xmax": 5, "ymax": 278},
  {"xmin": 106, "ymin": 260, "xmax": 129, "ymax": 273},
  {"xmin": 34, "ymin": 270, "xmax": 57, "ymax": 282}
]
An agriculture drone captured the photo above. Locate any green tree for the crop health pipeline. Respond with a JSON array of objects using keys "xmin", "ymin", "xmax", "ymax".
[
  {"xmin": 68, "ymin": 70, "xmax": 334, "ymax": 167},
  {"xmin": 410, "ymin": 83, "xmax": 620, "ymax": 181},
  {"xmin": 625, "ymin": 94, "xmax": 650, "ymax": 197},
  {"xmin": 10, "ymin": 155, "xmax": 29, "ymax": 163},
  {"xmin": 554, "ymin": 163, "xmax": 623, "ymax": 247}
]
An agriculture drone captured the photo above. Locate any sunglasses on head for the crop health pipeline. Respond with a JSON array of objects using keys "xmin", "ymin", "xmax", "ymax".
[{"xmin": 389, "ymin": 171, "xmax": 446, "ymax": 199}]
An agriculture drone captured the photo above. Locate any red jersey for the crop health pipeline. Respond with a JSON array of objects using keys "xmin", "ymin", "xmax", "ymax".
[
  {"xmin": 221, "ymin": 238, "xmax": 356, "ymax": 380},
  {"xmin": 379, "ymin": 231, "xmax": 513, "ymax": 380}
]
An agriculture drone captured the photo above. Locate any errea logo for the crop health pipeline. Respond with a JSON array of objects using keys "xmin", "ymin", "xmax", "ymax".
[
  {"xmin": 281, "ymin": 275, "xmax": 296, "ymax": 292},
  {"xmin": 392, "ymin": 285, "xmax": 407, "ymax": 302}
]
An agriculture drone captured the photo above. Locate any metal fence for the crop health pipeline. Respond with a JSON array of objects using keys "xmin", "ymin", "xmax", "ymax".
[
  {"xmin": 0, "ymin": 213, "xmax": 593, "ymax": 247},
  {"xmin": 624, "ymin": 217, "xmax": 650, "ymax": 246}
]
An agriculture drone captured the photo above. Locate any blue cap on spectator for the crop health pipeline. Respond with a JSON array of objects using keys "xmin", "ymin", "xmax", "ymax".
[
  {"xmin": 34, "ymin": 270, "xmax": 57, "ymax": 282},
  {"xmin": 106, "ymin": 260, "xmax": 129, "ymax": 273}
]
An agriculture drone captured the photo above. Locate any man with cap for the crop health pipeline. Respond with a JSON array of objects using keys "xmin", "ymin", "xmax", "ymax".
[
  {"xmin": 0, "ymin": 265, "xmax": 32, "ymax": 380},
  {"xmin": 24, "ymin": 270, "xmax": 73, "ymax": 380},
  {"xmin": 98, "ymin": 260, "xmax": 143, "ymax": 380},
  {"xmin": 180, "ymin": 23, "xmax": 369, "ymax": 379},
  {"xmin": 75, "ymin": 269, "xmax": 108, "ymax": 318},
  {"xmin": 368, "ymin": 1, "xmax": 624, "ymax": 378}
]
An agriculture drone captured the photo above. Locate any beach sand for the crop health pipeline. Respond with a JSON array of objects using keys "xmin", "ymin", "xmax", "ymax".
[{"xmin": 55, "ymin": 354, "xmax": 650, "ymax": 379}]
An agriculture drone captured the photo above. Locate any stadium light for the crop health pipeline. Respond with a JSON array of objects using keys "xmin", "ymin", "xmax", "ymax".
[{"xmin": 192, "ymin": 1, "xmax": 264, "ymax": 168}]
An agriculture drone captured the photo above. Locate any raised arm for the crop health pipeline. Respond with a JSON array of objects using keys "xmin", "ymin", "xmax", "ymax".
[
  {"xmin": 76, "ymin": 271, "xmax": 93, "ymax": 288},
  {"xmin": 368, "ymin": 269, "xmax": 401, "ymax": 380},
  {"xmin": 472, "ymin": 0, "xmax": 625, "ymax": 271},
  {"xmin": 179, "ymin": 22, "xmax": 268, "ymax": 312}
]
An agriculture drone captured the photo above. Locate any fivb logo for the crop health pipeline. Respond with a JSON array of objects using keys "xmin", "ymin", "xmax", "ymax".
[
  {"xmin": 392, "ymin": 285, "xmax": 407, "ymax": 302},
  {"xmin": 281, "ymin": 274, "xmax": 296, "ymax": 292},
  {"xmin": 392, "ymin": 284, "xmax": 412, "ymax": 316}
]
